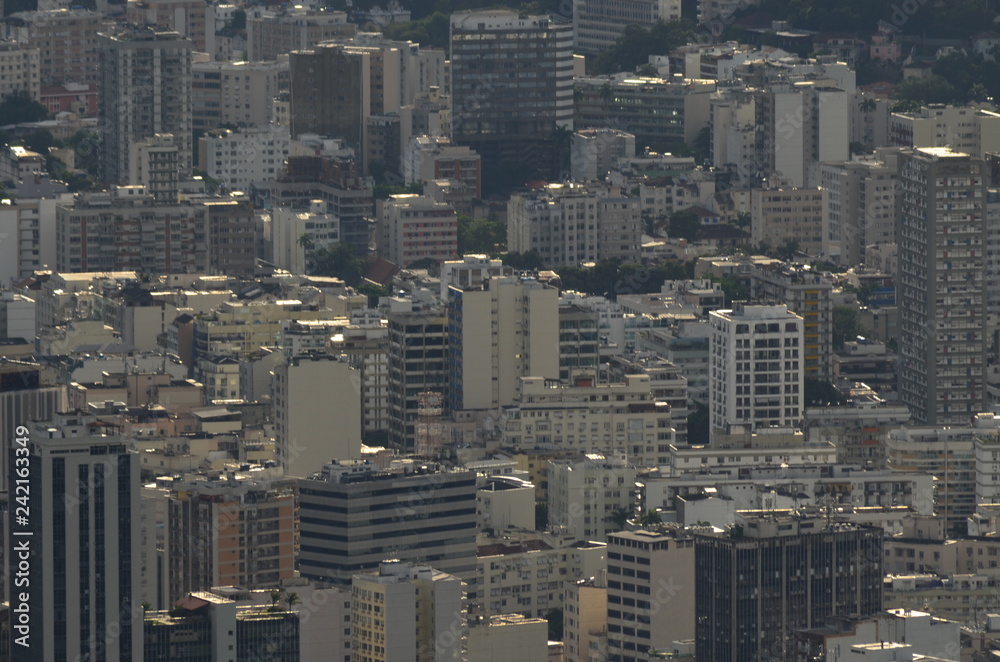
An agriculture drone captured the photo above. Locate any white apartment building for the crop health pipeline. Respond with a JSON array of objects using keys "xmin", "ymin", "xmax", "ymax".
[
  {"xmin": 0, "ymin": 190, "xmax": 71, "ymax": 283},
  {"xmin": 570, "ymin": 128, "xmax": 636, "ymax": 181},
  {"xmin": 271, "ymin": 353, "xmax": 362, "ymax": 478},
  {"xmin": 199, "ymin": 125, "xmax": 291, "ymax": 194},
  {"xmin": 548, "ymin": 454, "xmax": 637, "ymax": 542},
  {"xmin": 971, "ymin": 414, "xmax": 1000, "ymax": 504},
  {"xmin": 270, "ymin": 202, "xmax": 339, "ymax": 275},
  {"xmin": 193, "ymin": 354, "xmax": 241, "ymax": 402},
  {"xmin": 811, "ymin": 158, "xmax": 897, "ymax": 265},
  {"xmin": 500, "ymin": 375, "xmax": 674, "ymax": 467},
  {"xmin": 887, "ymin": 424, "xmax": 996, "ymax": 531},
  {"xmin": 477, "ymin": 475, "xmax": 535, "ymax": 531},
  {"xmin": 191, "ymin": 57, "xmax": 288, "ymax": 131},
  {"xmin": 447, "ymin": 276, "xmax": 559, "ymax": 412},
  {"xmin": 708, "ymin": 303, "xmax": 804, "ymax": 442},
  {"xmin": 476, "ymin": 533, "xmax": 607, "ymax": 617},
  {"xmin": 377, "ymin": 194, "xmax": 457, "ymax": 267},
  {"xmin": 352, "ymin": 560, "xmax": 465, "ymax": 662},
  {"xmin": 439, "ymin": 254, "xmax": 513, "ymax": 300},
  {"xmin": 890, "ymin": 104, "xmax": 1000, "ymax": 159},
  {"xmin": 507, "ymin": 183, "xmax": 642, "ymax": 267}
]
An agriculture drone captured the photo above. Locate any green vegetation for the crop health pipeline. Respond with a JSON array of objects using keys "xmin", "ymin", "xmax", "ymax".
[
  {"xmin": 308, "ymin": 242, "xmax": 367, "ymax": 285},
  {"xmin": 667, "ymin": 210, "xmax": 701, "ymax": 242},
  {"xmin": 589, "ymin": 21, "xmax": 696, "ymax": 75},
  {"xmin": 546, "ymin": 608, "xmax": 564, "ymax": 641},
  {"xmin": 457, "ymin": 214, "xmax": 506, "ymax": 254},
  {"xmin": 0, "ymin": 93, "xmax": 49, "ymax": 127},
  {"xmin": 383, "ymin": 12, "xmax": 452, "ymax": 49},
  {"xmin": 704, "ymin": 274, "xmax": 750, "ymax": 305},
  {"xmin": 556, "ymin": 259, "xmax": 695, "ymax": 299},
  {"xmin": 833, "ymin": 305, "xmax": 865, "ymax": 350},
  {"xmin": 804, "ymin": 378, "xmax": 847, "ymax": 407},
  {"xmin": 687, "ymin": 402, "xmax": 710, "ymax": 444},
  {"xmin": 535, "ymin": 502, "xmax": 549, "ymax": 530}
]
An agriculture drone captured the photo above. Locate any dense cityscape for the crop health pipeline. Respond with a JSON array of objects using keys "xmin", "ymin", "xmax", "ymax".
[{"xmin": 1, "ymin": 0, "xmax": 1000, "ymax": 659}]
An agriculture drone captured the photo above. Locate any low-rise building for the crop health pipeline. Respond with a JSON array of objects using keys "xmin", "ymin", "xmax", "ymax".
[{"xmin": 500, "ymin": 375, "xmax": 674, "ymax": 467}]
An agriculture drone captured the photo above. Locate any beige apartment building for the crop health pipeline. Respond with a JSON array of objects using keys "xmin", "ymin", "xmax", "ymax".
[{"xmin": 750, "ymin": 186, "xmax": 825, "ymax": 256}]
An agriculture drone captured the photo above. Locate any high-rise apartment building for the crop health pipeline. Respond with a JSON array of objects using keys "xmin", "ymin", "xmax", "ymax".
[
  {"xmin": 450, "ymin": 10, "xmax": 573, "ymax": 179},
  {"xmin": 548, "ymin": 454, "xmax": 637, "ymax": 542},
  {"xmin": 750, "ymin": 185, "xmax": 825, "ymax": 256},
  {"xmin": 352, "ymin": 560, "xmax": 465, "ymax": 662},
  {"xmin": 126, "ymin": 0, "xmax": 208, "ymax": 51},
  {"xmin": 272, "ymin": 353, "xmax": 362, "ymax": 478},
  {"xmin": 298, "ymin": 460, "xmax": 477, "ymax": 584},
  {"xmin": 289, "ymin": 43, "xmax": 401, "ymax": 165},
  {"xmin": 708, "ymin": 303, "xmax": 804, "ymax": 443},
  {"xmin": 500, "ymin": 375, "xmax": 674, "ymax": 467},
  {"xmin": 751, "ymin": 263, "xmax": 834, "ymax": 380},
  {"xmin": 695, "ymin": 516, "xmax": 883, "ymax": 662},
  {"xmin": 890, "ymin": 104, "xmax": 1000, "ymax": 159},
  {"xmin": 10, "ymin": 412, "xmax": 141, "ymax": 662},
  {"xmin": 812, "ymin": 158, "xmax": 897, "ymax": 266},
  {"xmin": 191, "ymin": 58, "xmax": 289, "ymax": 131},
  {"xmin": 447, "ymin": 276, "xmax": 559, "ymax": 412},
  {"xmin": 0, "ymin": 41, "xmax": 39, "ymax": 101},
  {"xmin": 605, "ymin": 529, "xmax": 695, "ymax": 662},
  {"xmin": 8, "ymin": 9, "xmax": 106, "ymax": 87},
  {"xmin": 247, "ymin": 8, "xmax": 355, "ymax": 62},
  {"xmin": 56, "ymin": 188, "xmax": 210, "ymax": 274},
  {"xmin": 386, "ymin": 307, "xmax": 447, "ymax": 450},
  {"xmin": 377, "ymin": 194, "xmax": 457, "ymax": 267},
  {"xmin": 897, "ymin": 147, "xmax": 987, "ymax": 426},
  {"xmin": 98, "ymin": 27, "xmax": 193, "ymax": 185},
  {"xmin": 0, "ymin": 363, "xmax": 65, "ymax": 493},
  {"xmin": 165, "ymin": 476, "xmax": 296, "ymax": 604},
  {"xmin": 574, "ymin": 76, "xmax": 715, "ymax": 148},
  {"xmin": 507, "ymin": 183, "xmax": 643, "ymax": 267},
  {"xmin": 269, "ymin": 154, "xmax": 374, "ymax": 253}
]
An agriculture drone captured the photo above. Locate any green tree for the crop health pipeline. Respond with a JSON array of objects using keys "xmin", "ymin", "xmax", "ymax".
[
  {"xmin": 383, "ymin": 11, "xmax": 451, "ymax": 49},
  {"xmin": 308, "ymin": 242, "xmax": 365, "ymax": 285},
  {"xmin": 458, "ymin": 214, "xmax": 506, "ymax": 254},
  {"xmin": 804, "ymin": 378, "xmax": 846, "ymax": 407},
  {"xmin": 546, "ymin": 609, "xmax": 564, "ymax": 641},
  {"xmin": 635, "ymin": 62, "xmax": 659, "ymax": 77},
  {"xmin": 502, "ymin": 251, "xmax": 545, "ymax": 270},
  {"xmin": 776, "ymin": 239, "xmax": 800, "ymax": 261},
  {"xmin": 668, "ymin": 210, "xmax": 701, "ymax": 241},
  {"xmin": 590, "ymin": 21, "xmax": 695, "ymax": 75},
  {"xmin": 535, "ymin": 502, "xmax": 549, "ymax": 531},
  {"xmin": 0, "ymin": 92, "xmax": 49, "ymax": 126},
  {"xmin": 687, "ymin": 402, "xmax": 710, "ymax": 444},
  {"xmin": 610, "ymin": 507, "xmax": 633, "ymax": 531},
  {"xmin": 638, "ymin": 510, "xmax": 663, "ymax": 526},
  {"xmin": 230, "ymin": 8, "xmax": 246, "ymax": 30},
  {"xmin": 897, "ymin": 75, "xmax": 958, "ymax": 105},
  {"xmin": 832, "ymin": 305, "xmax": 864, "ymax": 350}
]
